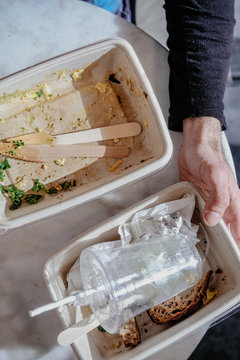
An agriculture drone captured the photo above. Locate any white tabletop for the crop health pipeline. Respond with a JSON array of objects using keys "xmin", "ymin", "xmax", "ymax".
[{"xmin": 0, "ymin": 1, "xmax": 233, "ymax": 359}]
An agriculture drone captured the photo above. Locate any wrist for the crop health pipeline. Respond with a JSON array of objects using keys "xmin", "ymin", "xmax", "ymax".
[{"xmin": 182, "ymin": 117, "xmax": 221, "ymax": 150}]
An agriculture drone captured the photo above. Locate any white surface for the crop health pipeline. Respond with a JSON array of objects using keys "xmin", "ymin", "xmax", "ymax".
[
  {"xmin": 136, "ymin": 0, "xmax": 168, "ymax": 49},
  {"xmin": 0, "ymin": 1, "xmax": 235, "ymax": 360}
]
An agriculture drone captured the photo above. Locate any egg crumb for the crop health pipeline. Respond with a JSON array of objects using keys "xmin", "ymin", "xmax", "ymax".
[
  {"xmin": 42, "ymin": 83, "xmax": 52, "ymax": 99},
  {"xmin": 108, "ymin": 160, "xmax": 122, "ymax": 172},
  {"xmin": 113, "ymin": 138, "xmax": 120, "ymax": 144},
  {"xmin": 143, "ymin": 118, "xmax": 149, "ymax": 128},
  {"xmin": 54, "ymin": 158, "xmax": 66, "ymax": 166},
  {"xmin": 58, "ymin": 70, "xmax": 66, "ymax": 80},
  {"xmin": 71, "ymin": 69, "xmax": 84, "ymax": 81},
  {"xmin": 203, "ymin": 288, "xmax": 218, "ymax": 305},
  {"xmin": 15, "ymin": 177, "xmax": 26, "ymax": 189},
  {"xmin": 35, "ymin": 127, "xmax": 41, "ymax": 132}
]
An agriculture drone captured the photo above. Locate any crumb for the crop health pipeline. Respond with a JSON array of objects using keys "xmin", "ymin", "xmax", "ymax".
[
  {"xmin": 113, "ymin": 138, "xmax": 120, "ymax": 144},
  {"xmin": 215, "ymin": 268, "xmax": 223, "ymax": 274},
  {"xmin": 95, "ymin": 82, "xmax": 108, "ymax": 94},
  {"xmin": 143, "ymin": 118, "xmax": 149, "ymax": 128},
  {"xmin": 41, "ymin": 164, "xmax": 48, "ymax": 170},
  {"xmin": 58, "ymin": 70, "xmax": 66, "ymax": 80},
  {"xmin": 42, "ymin": 83, "xmax": 52, "ymax": 99},
  {"xmin": 108, "ymin": 160, "xmax": 122, "ymax": 172},
  {"xmin": 71, "ymin": 69, "xmax": 84, "ymax": 81},
  {"xmin": 54, "ymin": 158, "xmax": 66, "ymax": 166},
  {"xmin": 203, "ymin": 288, "xmax": 218, "ymax": 305}
]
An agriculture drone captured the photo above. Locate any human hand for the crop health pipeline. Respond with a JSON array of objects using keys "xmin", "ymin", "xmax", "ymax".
[{"xmin": 178, "ymin": 116, "xmax": 240, "ymax": 247}]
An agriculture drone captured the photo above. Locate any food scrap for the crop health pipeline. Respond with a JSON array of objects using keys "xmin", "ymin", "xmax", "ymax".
[
  {"xmin": 8, "ymin": 140, "xmax": 25, "ymax": 156},
  {"xmin": 54, "ymin": 158, "xmax": 66, "ymax": 166},
  {"xmin": 42, "ymin": 83, "xmax": 52, "ymax": 99},
  {"xmin": 108, "ymin": 159, "xmax": 122, "ymax": 172},
  {"xmin": 58, "ymin": 70, "xmax": 66, "ymax": 80},
  {"xmin": 95, "ymin": 82, "xmax": 108, "ymax": 94},
  {"xmin": 143, "ymin": 118, "xmax": 149, "ymax": 128},
  {"xmin": 71, "ymin": 69, "xmax": 84, "ymax": 81},
  {"xmin": 203, "ymin": 288, "xmax": 218, "ymax": 305},
  {"xmin": 97, "ymin": 325, "xmax": 106, "ymax": 333},
  {"xmin": 0, "ymin": 156, "xmax": 77, "ymax": 210}
]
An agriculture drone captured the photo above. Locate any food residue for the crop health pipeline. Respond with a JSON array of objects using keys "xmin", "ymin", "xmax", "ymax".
[
  {"xmin": 58, "ymin": 70, "xmax": 66, "ymax": 80},
  {"xmin": 143, "ymin": 118, "xmax": 149, "ymax": 128},
  {"xmin": 71, "ymin": 69, "xmax": 84, "ymax": 81},
  {"xmin": 42, "ymin": 83, "xmax": 52, "ymax": 98},
  {"xmin": 108, "ymin": 160, "xmax": 122, "ymax": 172},
  {"xmin": 203, "ymin": 288, "xmax": 218, "ymax": 305},
  {"xmin": 54, "ymin": 158, "xmax": 66, "ymax": 166},
  {"xmin": 95, "ymin": 82, "xmax": 108, "ymax": 94}
]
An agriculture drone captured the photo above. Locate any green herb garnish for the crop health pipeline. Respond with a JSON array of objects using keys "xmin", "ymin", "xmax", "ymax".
[
  {"xmin": 35, "ymin": 90, "xmax": 43, "ymax": 98},
  {"xmin": 97, "ymin": 325, "xmax": 106, "ymax": 333},
  {"xmin": 0, "ymin": 158, "xmax": 10, "ymax": 170},
  {"xmin": 0, "ymin": 157, "xmax": 11, "ymax": 182},
  {"xmin": 8, "ymin": 140, "xmax": 24, "ymax": 156},
  {"xmin": 32, "ymin": 178, "xmax": 47, "ymax": 192},
  {"xmin": 25, "ymin": 194, "xmax": 43, "ymax": 204},
  {"xmin": 6, "ymin": 185, "xmax": 25, "ymax": 210}
]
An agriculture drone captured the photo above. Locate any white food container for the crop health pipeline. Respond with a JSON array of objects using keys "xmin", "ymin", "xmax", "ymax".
[
  {"xmin": 0, "ymin": 38, "xmax": 172, "ymax": 232},
  {"xmin": 43, "ymin": 182, "xmax": 240, "ymax": 360}
]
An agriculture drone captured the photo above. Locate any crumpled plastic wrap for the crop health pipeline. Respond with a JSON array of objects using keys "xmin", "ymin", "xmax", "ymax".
[
  {"xmin": 118, "ymin": 194, "xmax": 199, "ymax": 246},
  {"xmin": 67, "ymin": 194, "xmax": 201, "ymax": 296}
]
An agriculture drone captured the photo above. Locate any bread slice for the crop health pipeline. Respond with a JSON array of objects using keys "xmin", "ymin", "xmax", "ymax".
[
  {"xmin": 147, "ymin": 270, "xmax": 213, "ymax": 324},
  {"xmin": 119, "ymin": 317, "xmax": 141, "ymax": 347}
]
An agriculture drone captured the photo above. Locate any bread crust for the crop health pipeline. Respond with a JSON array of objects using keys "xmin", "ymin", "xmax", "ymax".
[
  {"xmin": 119, "ymin": 317, "xmax": 141, "ymax": 347},
  {"xmin": 147, "ymin": 270, "xmax": 213, "ymax": 324}
]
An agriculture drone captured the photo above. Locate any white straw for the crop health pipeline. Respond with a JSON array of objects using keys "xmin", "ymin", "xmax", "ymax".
[{"xmin": 29, "ymin": 295, "xmax": 76, "ymax": 317}]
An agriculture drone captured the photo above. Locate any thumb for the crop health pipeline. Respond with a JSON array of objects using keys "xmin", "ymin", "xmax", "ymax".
[{"xmin": 202, "ymin": 168, "xmax": 230, "ymax": 227}]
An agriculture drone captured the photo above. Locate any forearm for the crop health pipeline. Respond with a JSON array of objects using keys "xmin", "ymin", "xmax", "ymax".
[{"xmin": 164, "ymin": 0, "xmax": 235, "ymax": 131}]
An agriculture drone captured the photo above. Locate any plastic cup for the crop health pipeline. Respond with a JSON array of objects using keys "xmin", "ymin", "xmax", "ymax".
[{"xmin": 80, "ymin": 234, "xmax": 202, "ymax": 333}]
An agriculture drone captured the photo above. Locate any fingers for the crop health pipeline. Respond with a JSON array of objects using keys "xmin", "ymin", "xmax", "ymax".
[
  {"xmin": 202, "ymin": 164, "xmax": 230, "ymax": 226},
  {"xmin": 223, "ymin": 186, "xmax": 240, "ymax": 246}
]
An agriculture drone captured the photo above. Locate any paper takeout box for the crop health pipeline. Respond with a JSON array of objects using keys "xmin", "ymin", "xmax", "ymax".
[
  {"xmin": 43, "ymin": 182, "xmax": 240, "ymax": 360},
  {"xmin": 0, "ymin": 38, "xmax": 172, "ymax": 232}
]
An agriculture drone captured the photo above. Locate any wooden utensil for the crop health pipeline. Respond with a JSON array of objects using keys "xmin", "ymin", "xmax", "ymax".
[
  {"xmin": 57, "ymin": 316, "xmax": 99, "ymax": 347},
  {"xmin": 5, "ymin": 122, "xmax": 141, "ymax": 145},
  {"xmin": 0, "ymin": 143, "xmax": 129, "ymax": 162}
]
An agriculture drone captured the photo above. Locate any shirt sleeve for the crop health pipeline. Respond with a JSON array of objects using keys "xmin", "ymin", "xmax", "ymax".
[{"xmin": 164, "ymin": 0, "xmax": 235, "ymax": 131}]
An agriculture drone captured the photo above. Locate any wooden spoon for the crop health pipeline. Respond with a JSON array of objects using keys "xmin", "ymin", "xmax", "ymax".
[
  {"xmin": 5, "ymin": 122, "xmax": 141, "ymax": 145},
  {"xmin": 0, "ymin": 143, "xmax": 130, "ymax": 162}
]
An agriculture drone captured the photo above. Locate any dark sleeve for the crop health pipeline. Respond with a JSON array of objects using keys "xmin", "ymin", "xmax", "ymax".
[{"xmin": 164, "ymin": 0, "xmax": 235, "ymax": 131}]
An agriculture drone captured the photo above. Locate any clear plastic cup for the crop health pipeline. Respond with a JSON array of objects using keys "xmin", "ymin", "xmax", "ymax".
[{"xmin": 80, "ymin": 234, "xmax": 202, "ymax": 333}]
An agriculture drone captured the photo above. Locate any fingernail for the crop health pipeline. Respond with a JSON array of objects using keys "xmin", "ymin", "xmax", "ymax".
[{"xmin": 204, "ymin": 211, "xmax": 221, "ymax": 226}]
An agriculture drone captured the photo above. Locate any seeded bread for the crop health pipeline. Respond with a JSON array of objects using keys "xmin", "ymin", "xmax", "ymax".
[
  {"xmin": 147, "ymin": 270, "xmax": 213, "ymax": 324},
  {"xmin": 119, "ymin": 317, "xmax": 141, "ymax": 347}
]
